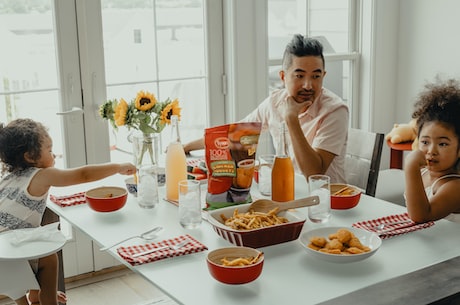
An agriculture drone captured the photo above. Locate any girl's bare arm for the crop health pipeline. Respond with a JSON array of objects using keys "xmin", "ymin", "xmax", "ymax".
[{"xmin": 28, "ymin": 163, "xmax": 136, "ymax": 197}]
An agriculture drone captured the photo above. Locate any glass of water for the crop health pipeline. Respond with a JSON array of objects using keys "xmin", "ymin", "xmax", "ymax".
[
  {"xmin": 258, "ymin": 154, "xmax": 275, "ymax": 196},
  {"xmin": 137, "ymin": 165, "xmax": 160, "ymax": 209},
  {"xmin": 178, "ymin": 180, "xmax": 202, "ymax": 229},
  {"xmin": 308, "ymin": 175, "xmax": 331, "ymax": 223}
]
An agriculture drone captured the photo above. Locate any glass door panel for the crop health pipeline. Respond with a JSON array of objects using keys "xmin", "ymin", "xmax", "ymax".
[
  {"xmin": 0, "ymin": 3, "xmax": 65, "ymax": 167},
  {"xmin": 101, "ymin": 0, "xmax": 208, "ymax": 165}
]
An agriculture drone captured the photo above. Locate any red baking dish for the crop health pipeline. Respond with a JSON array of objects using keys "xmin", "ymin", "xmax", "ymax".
[{"xmin": 207, "ymin": 202, "xmax": 306, "ymax": 248}]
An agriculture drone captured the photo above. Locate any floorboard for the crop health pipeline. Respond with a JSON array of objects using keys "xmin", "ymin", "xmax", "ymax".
[{"xmin": 0, "ymin": 268, "xmax": 177, "ymax": 305}]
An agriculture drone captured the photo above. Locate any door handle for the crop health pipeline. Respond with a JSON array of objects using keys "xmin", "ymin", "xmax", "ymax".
[{"xmin": 56, "ymin": 106, "xmax": 83, "ymax": 115}]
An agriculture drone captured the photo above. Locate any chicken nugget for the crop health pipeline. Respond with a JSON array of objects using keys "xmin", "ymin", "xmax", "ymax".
[
  {"xmin": 345, "ymin": 247, "xmax": 364, "ymax": 254},
  {"xmin": 348, "ymin": 237, "xmax": 365, "ymax": 250},
  {"xmin": 336, "ymin": 229, "xmax": 353, "ymax": 244},
  {"xmin": 310, "ymin": 236, "xmax": 327, "ymax": 248},
  {"xmin": 328, "ymin": 233, "xmax": 338, "ymax": 240},
  {"xmin": 326, "ymin": 249, "xmax": 342, "ymax": 255},
  {"xmin": 326, "ymin": 239, "xmax": 343, "ymax": 250},
  {"xmin": 307, "ymin": 243, "xmax": 322, "ymax": 251}
]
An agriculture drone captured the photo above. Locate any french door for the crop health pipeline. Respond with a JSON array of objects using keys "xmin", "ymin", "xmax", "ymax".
[{"xmin": 0, "ymin": 0, "xmax": 222, "ymax": 277}]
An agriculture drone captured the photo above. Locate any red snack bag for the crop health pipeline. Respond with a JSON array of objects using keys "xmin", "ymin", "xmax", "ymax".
[{"xmin": 204, "ymin": 122, "xmax": 261, "ymax": 210}]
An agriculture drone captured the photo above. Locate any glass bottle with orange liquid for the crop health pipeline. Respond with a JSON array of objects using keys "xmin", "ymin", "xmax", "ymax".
[
  {"xmin": 165, "ymin": 115, "xmax": 187, "ymax": 202},
  {"xmin": 271, "ymin": 122, "xmax": 294, "ymax": 202}
]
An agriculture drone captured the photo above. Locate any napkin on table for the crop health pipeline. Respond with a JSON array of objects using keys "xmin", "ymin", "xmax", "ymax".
[
  {"xmin": 9, "ymin": 222, "xmax": 66, "ymax": 246},
  {"xmin": 117, "ymin": 234, "xmax": 207, "ymax": 266},
  {"xmin": 352, "ymin": 212, "xmax": 435, "ymax": 239},
  {"xmin": 49, "ymin": 192, "xmax": 86, "ymax": 207}
]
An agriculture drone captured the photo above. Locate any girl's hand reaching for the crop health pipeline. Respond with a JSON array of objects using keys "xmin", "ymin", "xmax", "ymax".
[{"xmin": 118, "ymin": 163, "xmax": 136, "ymax": 175}]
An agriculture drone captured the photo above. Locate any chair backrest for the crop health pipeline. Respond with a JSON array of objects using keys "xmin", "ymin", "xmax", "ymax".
[{"xmin": 345, "ymin": 128, "xmax": 384, "ymax": 197}]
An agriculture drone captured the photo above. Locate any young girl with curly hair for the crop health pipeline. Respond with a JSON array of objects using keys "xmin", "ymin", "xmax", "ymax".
[
  {"xmin": 0, "ymin": 118, "xmax": 136, "ymax": 305},
  {"xmin": 405, "ymin": 78, "xmax": 460, "ymax": 223}
]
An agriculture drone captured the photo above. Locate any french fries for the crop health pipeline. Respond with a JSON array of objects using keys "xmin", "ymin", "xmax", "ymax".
[
  {"xmin": 221, "ymin": 252, "xmax": 263, "ymax": 266},
  {"xmin": 220, "ymin": 207, "xmax": 288, "ymax": 230}
]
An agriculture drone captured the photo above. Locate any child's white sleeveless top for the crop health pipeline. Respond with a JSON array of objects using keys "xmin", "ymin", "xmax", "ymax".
[
  {"xmin": 422, "ymin": 168, "xmax": 460, "ymax": 223},
  {"xmin": 0, "ymin": 167, "xmax": 47, "ymax": 232}
]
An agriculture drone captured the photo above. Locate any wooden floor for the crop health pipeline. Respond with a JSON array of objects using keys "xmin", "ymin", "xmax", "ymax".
[{"xmin": 0, "ymin": 267, "xmax": 178, "ymax": 305}]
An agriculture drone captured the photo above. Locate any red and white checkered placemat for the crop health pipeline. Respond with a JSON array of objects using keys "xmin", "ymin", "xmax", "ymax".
[
  {"xmin": 117, "ymin": 234, "xmax": 207, "ymax": 266},
  {"xmin": 49, "ymin": 192, "xmax": 86, "ymax": 207},
  {"xmin": 187, "ymin": 158, "xmax": 204, "ymax": 167},
  {"xmin": 352, "ymin": 212, "xmax": 435, "ymax": 239}
]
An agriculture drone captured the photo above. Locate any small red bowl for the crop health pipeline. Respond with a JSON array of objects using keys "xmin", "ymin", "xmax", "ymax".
[
  {"xmin": 207, "ymin": 247, "xmax": 264, "ymax": 284},
  {"xmin": 85, "ymin": 186, "xmax": 127, "ymax": 212},
  {"xmin": 330, "ymin": 183, "xmax": 362, "ymax": 210}
]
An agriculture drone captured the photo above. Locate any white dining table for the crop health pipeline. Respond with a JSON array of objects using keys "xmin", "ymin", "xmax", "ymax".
[{"xmin": 46, "ymin": 174, "xmax": 460, "ymax": 305}]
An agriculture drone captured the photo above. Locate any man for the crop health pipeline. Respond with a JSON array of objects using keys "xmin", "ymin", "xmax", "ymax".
[{"xmin": 184, "ymin": 34, "xmax": 348, "ymax": 183}]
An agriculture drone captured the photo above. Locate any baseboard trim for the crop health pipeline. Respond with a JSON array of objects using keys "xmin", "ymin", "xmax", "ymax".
[{"xmin": 65, "ymin": 265, "xmax": 131, "ymax": 288}]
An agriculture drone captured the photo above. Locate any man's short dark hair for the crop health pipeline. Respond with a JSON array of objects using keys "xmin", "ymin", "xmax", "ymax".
[{"xmin": 282, "ymin": 34, "xmax": 325, "ymax": 70}]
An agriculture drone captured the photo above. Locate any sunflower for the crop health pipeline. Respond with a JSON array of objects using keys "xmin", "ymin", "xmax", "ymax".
[
  {"xmin": 160, "ymin": 98, "xmax": 181, "ymax": 124},
  {"xmin": 99, "ymin": 100, "xmax": 115, "ymax": 120},
  {"xmin": 114, "ymin": 98, "xmax": 129, "ymax": 126},
  {"xmin": 134, "ymin": 90, "xmax": 156, "ymax": 112}
]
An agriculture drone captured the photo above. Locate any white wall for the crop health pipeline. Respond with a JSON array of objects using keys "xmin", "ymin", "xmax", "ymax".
[
  {"xmin": 396, "ymin": 0, "xmax": 460, "ymax": 121},
  {"xmin": 368, "ymin": 0, "xmax": 460, "ymax": 169}
]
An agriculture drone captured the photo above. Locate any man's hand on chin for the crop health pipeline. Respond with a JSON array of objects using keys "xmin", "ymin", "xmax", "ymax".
[{"xmin": 285, "ymin": 95, "xmax": 312, "ymax": 117}]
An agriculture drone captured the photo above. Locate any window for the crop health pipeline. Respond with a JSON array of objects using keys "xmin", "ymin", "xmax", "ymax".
[
  {"xmin": 267, "ymin": 0, "xmax": 359, "ymax": 125},
  {"xmin": 0, "ymin": 0, "xmax": 65, "ymax": 168},
  {"xmin": 100, "ymin": 0, "xmax": 211, "ymax": 163}
]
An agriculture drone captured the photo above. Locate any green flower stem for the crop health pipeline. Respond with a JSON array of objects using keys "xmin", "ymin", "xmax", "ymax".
[{"xmin": 136, "ymin": 133, "xmax": 156, "ymax": 166}]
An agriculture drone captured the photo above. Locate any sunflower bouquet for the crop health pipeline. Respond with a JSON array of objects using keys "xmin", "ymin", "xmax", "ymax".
[{"xmin": 99, "ymin": 90, "xmax": 181, "ymax": 134}]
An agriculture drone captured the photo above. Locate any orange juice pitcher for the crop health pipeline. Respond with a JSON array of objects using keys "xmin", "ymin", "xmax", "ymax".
[{"xmin": 271, "ymin": 123, "xmax": 294, "ymax": 202}]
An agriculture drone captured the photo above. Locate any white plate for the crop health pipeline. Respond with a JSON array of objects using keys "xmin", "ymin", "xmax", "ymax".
[
  {"xmin": 298, "ymin": 226, "xmax": 382, "ymax": 263},
  {"xmin": 0, "ymin": 228, "xmax": 66, "ymax": 260}
]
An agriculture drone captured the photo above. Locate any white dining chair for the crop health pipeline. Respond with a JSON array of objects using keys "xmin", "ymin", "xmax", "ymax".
[
  {"xmin": 0, "ymin": 220, "xmax": 66, "ymax": 304},
  {"xmin": 0, "ymin": 259, "xmax": 39, "ymax": 301},
  {"xmin": 375, "ymin": 168, "xmax": 406, "ymax": 206},
  {"xmin": 345, "ymin": 128, "xmax": 385, "ymax": 197}
]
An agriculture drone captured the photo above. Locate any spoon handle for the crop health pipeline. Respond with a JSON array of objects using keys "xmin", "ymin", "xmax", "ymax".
[
  {"xmin": 100, "ymin": 226, "xmax": 162, "ymax": 251},
  {"xmin": 278, "ymin": 196, "xmax": 320, "ymax": 211},
  {"xmin": 100, "ymin": 236, "xmax": 137, "ymax": 251}
]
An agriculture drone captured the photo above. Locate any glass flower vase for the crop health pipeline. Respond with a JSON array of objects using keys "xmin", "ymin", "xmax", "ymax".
[{"xmin": 130, "ymin": 132, "xmax": 159, "ymax": 168}]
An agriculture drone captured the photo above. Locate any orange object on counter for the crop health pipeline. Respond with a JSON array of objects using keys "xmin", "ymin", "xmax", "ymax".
[{"xmin": 271, "ymin": 123, "xmax": 294, "ymax": 202}]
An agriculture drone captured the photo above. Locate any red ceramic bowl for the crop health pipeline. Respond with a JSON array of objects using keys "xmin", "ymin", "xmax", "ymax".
[
  {"xmin": 85, "ymin": 186, "xmax": 128, "ymax": 212},
  {"xmin": 207, "ymin": 247, "xmax": 264, "ymax": 284},
  {"xmin": 330, "ymin": 183, "xmax": 362, "ymax": 210}
]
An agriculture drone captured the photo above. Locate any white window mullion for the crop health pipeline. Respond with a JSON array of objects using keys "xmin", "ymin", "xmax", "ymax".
[
  {"xmin": 75, "ymin": 0, "xmax": 111, "ymax": 164},
  {"xmin": 53, "ymin": 0, "xmax": 87, "ymax": 168},
  {"xmin": 205, "ymin": 0, "xmax": 226, "ymax": 126},
  {"xmin": 223, "ymin": 0, "xmax": 269, "ymax": 122}
]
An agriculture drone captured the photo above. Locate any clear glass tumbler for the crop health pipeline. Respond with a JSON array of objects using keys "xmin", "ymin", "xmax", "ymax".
[
  {"xmin": 258, "ymin": 154, "xmax": 275, "ymax": 196},
  {"xmin": 137, "ymin": 165, "xmax": 160, "ymax": 209},
  {"xmin": 308, "ymin": 174, "xmax": 331, "ymax": 223},
  {"xmin": 178, "ymin": 180, "xmax": 202, "ymax": 229}
]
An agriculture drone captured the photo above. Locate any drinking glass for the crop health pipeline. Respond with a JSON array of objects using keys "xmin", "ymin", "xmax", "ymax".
[
  {"xmin": 308, "ymin": 175, "xmax": 331, "ymax": 223},
  {"xmin": 258, "ymin": 154, "xmax": 275, "ymax": 196},
  {"xmin": 137, "ymin": 165, "xmax": 159, "ymax": 209},
  {"xmin": 178, "ymin": 180, "xmax": 202, "ymax": 229}
]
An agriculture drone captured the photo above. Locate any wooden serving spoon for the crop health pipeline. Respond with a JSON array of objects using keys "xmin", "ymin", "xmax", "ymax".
[{"xmin": 248, "ymin": 196, "xmax": 320, "ymax": 213}]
